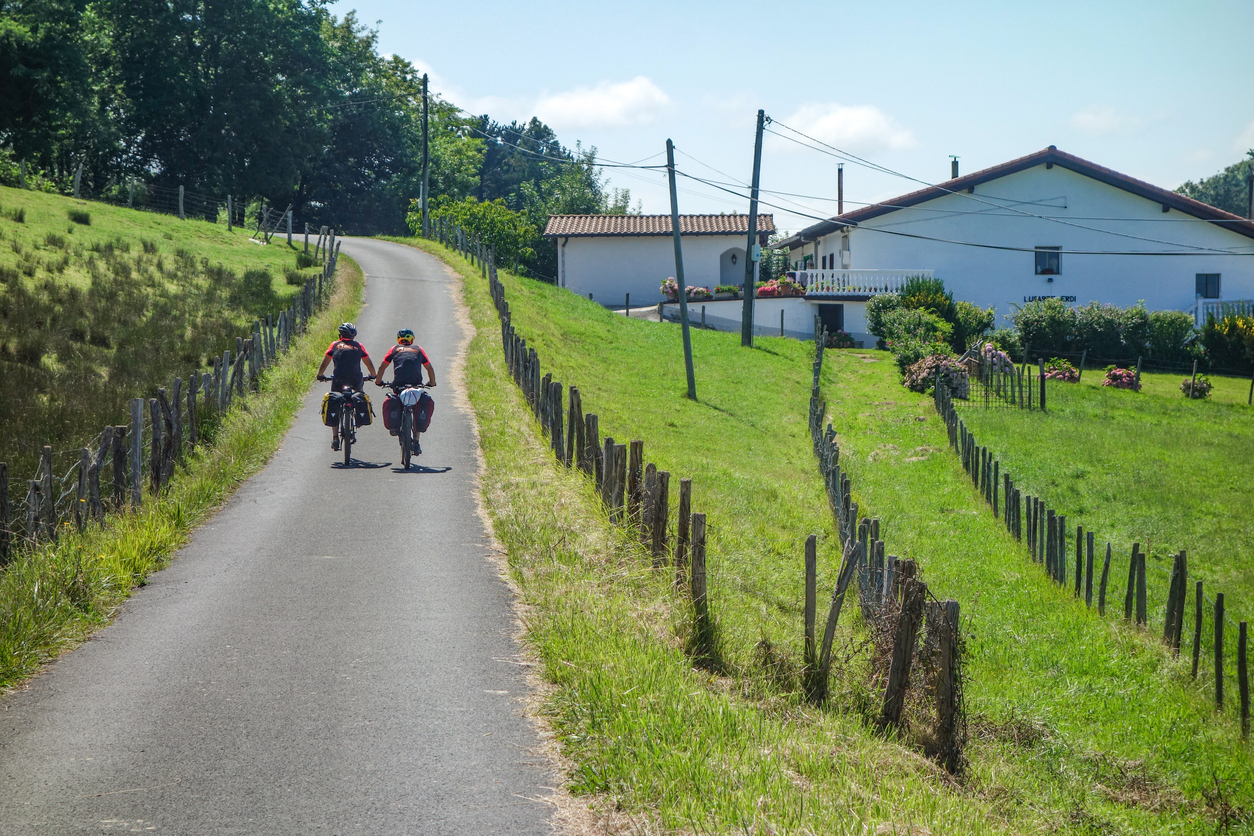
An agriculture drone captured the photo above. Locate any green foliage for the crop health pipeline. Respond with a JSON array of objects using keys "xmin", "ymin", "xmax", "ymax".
[
  {"xmin": 1181, "ymin": 374, "xmax": 1212, "ymax": 399},
  {"xmin": 1010, "ymin": 297, "xmax": 1077, "ymax": 356},
  {"xmin": 66, "ymin": 208, "xmax": 89, "ymax": 225},
  {"xmin": 902, "ymin": 353, "xmax": 968, "ymax": 396},
  {"xmin": 1199, "ymin": 314, "xmax": 1254, "ymax": 374},
  {"xmin": 899, "ymin": 275, "xmax": 956, "ymax": 324},
  {"xmin": 416, "ymin": 196, "xmax": 536, "ymax": 269},
  {"xmin": 954, "ymin": 299, "xmax": 994, "ymax": 345},
  {"xmin": 985, "ymin": 326, "xmax": 1022, "ymax": 361},
  {"xmin": 864, "ymin": 292, "xmax": 902, "ymax": 340},
  {"xmin": 1176, "ymin": 151, "xmax": 1254, "ymax": 216},
  {"xmin": 1147, "ymin": 309, "xmax": 1196, "ymax": 362}
]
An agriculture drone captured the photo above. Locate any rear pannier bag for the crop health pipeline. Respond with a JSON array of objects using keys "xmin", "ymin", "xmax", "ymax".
[
  {"xmin": 399, "ymin": 387, "xmax": 435, "ymax": 432},
  {"xmin": 352, "ymin": 391, "xmax": 374, "ymax": 425},
  {"xmin": 321, "ymin": 391, "xmax": 346, "ymax": 427},
  {"xmin": 382, "ymin": 393, "xmax": 401, "ymax": 431}
]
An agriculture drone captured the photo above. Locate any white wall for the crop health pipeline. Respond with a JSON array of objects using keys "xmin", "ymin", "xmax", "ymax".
[
  {"xmin": 557, "ymin": 234, "xmax": 751, "ymax": 305},
  {"xmin": 794, "ymin": 164, "xmax": 1254, "ymax": 326},
  {"xmin": 659, "ymin": 298, "xmax": 871, "ymax": 343}
]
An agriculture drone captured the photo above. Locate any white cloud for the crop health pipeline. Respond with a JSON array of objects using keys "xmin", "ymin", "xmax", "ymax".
[
  {"xmin": 1235, "ymin": 120, "xmax": 1254, "ymax": 152},
  {"xmin": 772, "ymin": 102, "xmax": 916, "ymax": 153},
  {"xmin": 534, "ymin": 76, "xmax": 670, "ymax": 130},
  {"xmin": 1068, "ymin": 105, "xmax": 1144, "ymax": 138}
]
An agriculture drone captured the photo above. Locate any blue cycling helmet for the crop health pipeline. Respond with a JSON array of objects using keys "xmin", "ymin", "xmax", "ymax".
[{"xmin": 338, "ymin": 322, "xmax": 357, "ymax": 339}]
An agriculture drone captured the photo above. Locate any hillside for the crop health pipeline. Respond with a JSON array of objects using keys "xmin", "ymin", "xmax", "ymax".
[
  {"xmin": 0, "ymin": 186, "xmax": 321, "ymax": 478},
  {"xmin": 427, "ymin": 235, "xmax": 1254, "ymax": 834}
]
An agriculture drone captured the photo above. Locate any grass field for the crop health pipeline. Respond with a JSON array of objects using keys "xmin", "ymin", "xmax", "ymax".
[
  {"xmin": 955, "ymin": 370, "xmax": 1254, "ymax": 688},
  {"xmin": 410, "ymin": 234, "xmax": 1254, "ymax": 834},
  {"xmin": 0, "ymin": 185, "xmax": 323, "ymax": 477}
]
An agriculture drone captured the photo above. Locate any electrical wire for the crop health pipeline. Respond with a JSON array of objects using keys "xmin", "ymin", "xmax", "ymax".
[{"xmin": 766, "ymin": 120, "xmax": 1254, "ymax": 254}]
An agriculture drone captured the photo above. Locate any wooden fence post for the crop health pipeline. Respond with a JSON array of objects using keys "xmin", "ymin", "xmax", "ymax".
[
  {"xmin": 1124, "ymin": 543, "xmax": 1139, "ymax": 621},
  {"xmin": 112, "ymin": 425, "xmax": 128, "ymax": 509},
  {"xmin": 75, "ymin": 449, "xmax": 89, "ymax": 532},
  {"xmin": 879, "ymin": 572, "xmax": 925, "ymax": 730},
  {"xmin": 40, "ymin": 446, "xmax": 54, "ymax": 539},
  {"xmin": 1216, "ymin": 593, "xmax": 1226, "ymax": 710},
  {"xmin": 90, "ymin": 428, "xmax": 112, "ymax": 522},
  {"xmin": 150, "ymin": 398, "xmax": 162, "ymax": 492},
  {"xmin": 804, "ymin": 534, "xmax": 817, "ymax": 677},
  {"xmin": 675, "ymin": 478, "xmax": 692, "ymax": 587},
  {"xmin": 934, "ymin": 599, "xmax": 963, "ymax": 775},
  {"xmin": 1193, "ymin": 580, "xmax": 1204, "ymax": 680},
  {"xmin": 611, "ymin": 443, "xmax": 627, "ymax": 523},
  {"xmin": 1098, "ymin": 543, "xmax": 1112, "ymax": 616},
  {"xmin": 1136, "ymin": 549, "xmax": 1148, "ymax": 626},
  {"xmin": 26, "ymin": 480, "xmax": 40, "ymax": 547},
  {"xmin": 1241, "ymin": 622, "xmax": 1250, "ymax": 739},
  {"xmin": 586, "ymin": 415, "xmax": 601, "ymax": 487},
  {"xmin": 627, "ymin": 439, "xmax": 643, "ymax": 523},
  {"xmin": 651, "ymin": 471, "xmax": 670, "ymax": 565},
  {"xmin": 567, "ymin": 386, "xmax": 581, "ymax": 469},
  {"xmin": 600, "ymin": 436, "xmax": 614, "ymax": 507},
  {"xmin": 0, "ymin": 462, "xmax": 9, "ymax": 564},
  {"xmin": 130, "ymin": 399, "xmax": 143, "ymax": 509},
  {"xmin": 1085, "ymin": 531, "xmax": 1095, "ymax": 608},
  {"xmin": 690, "ymin": 512, "xmax": 713, "ymax": 658}
]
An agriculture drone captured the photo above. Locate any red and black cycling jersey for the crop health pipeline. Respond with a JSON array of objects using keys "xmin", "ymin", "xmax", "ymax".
[
  {"xmin": 325, "ymin": 339, "xmax": 370, "ymax": 389},
  {"xmin": 382, "ymin": 344, "xmax": 429, "ymax": 386}
]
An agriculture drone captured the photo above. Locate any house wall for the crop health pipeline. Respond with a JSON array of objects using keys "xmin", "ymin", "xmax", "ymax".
[
  {"xmin": 793, "ymin": 164, "xmax": 1254, "ymax": 326},
  {"xmin": 558, "ymin": 235, "xmax": 750, "ymax": 305},
  {"xmin": 658, "ymin": 298, "xmax": 871, "ymax": 343}
]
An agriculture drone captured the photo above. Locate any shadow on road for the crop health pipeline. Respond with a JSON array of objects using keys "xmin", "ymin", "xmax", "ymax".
[
  {"xmin": 389, "ymin": 464, "xmax": 452, "ymax": 474},
  {"xmin": 330, "ymin": 459, "xmax": 392, "ymax": 469}
]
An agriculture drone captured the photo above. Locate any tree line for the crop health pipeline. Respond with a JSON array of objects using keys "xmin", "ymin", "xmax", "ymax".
[{"xmin": 0, "ymin": 0, "xmax": 633, "ymax": 276}]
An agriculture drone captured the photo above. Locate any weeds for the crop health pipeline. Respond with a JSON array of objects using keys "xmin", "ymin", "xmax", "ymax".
[{"xmin": 67, "ymin": 208, "xmax": 90, "ymax": 225}]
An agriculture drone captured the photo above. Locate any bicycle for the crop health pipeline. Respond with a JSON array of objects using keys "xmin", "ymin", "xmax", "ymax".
[
  {"xmin": 381, "ymin": 380, "xmax": 431, "ymax": 469},
  {"xmin": 318, "ymin": 375, "xmax": 374, "ymax": 465}
]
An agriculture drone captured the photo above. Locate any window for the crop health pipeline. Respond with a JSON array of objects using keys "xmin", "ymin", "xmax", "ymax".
[
  {"xmin": 1196, "ymin": 273, "xmax": 1221, "ymax": 299},
  {"xmin": 1035, "ymin": 246, "xmax": 1061, "ymax": 275}
]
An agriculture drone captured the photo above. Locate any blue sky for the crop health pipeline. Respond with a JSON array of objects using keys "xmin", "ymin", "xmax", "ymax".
[{"xmin": 329, "ymin": 0, "xmax": 1254, "ymax": 235}]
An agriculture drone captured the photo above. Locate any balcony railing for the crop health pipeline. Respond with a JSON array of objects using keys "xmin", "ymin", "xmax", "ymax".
[
  {"xmin": 1189, "ymin": 298, "xmax": 1254, "ymax": 328},
  {"xmin": 795, "ymin": 269, "xmax": 932, "ymax": 297}
]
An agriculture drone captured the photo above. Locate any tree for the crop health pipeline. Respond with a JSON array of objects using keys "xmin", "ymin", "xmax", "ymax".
[{"xmin": 1177, "ymin": 151, "xmax": 1254, "ymax": 217}]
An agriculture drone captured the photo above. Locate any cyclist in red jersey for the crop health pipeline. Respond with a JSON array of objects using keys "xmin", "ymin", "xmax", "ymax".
[{"xmin": 315, "ymin": 322, "xmax": 377, "ymax": 450}]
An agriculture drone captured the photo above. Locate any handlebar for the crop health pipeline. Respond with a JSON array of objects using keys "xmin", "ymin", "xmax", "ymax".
[
  {"xmin": 379, "ymin": 380, "xmax": 433, "ymax": 391},
  {"xmin": 317, "ymin": 374, "xmax": 375, "ymax": 382}
]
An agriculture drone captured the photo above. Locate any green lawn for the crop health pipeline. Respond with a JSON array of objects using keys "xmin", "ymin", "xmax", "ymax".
[{"xmin": 416, "ymin": 233, "xmax": 1254, "ymax": 834}]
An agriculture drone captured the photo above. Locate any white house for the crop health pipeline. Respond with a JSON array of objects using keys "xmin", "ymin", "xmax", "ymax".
[
  {"xmin": 778, "ymin": 146, "xmax": 1254, "ymax": 344},
  {"xmin": 543, "ymin": 214, "xmax": 775, "ymax": 306}
]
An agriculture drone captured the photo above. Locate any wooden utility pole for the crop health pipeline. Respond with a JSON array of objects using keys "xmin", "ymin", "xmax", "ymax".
[
  {"xmin": 742, "ymin": 109, "xmax": 765, "ymax": 347},
  {"xmin": 666, "ymin": 139, "xmax": 697, "ymax": 400},
  {"xmin": 421, "ymin": 74, "xmax": 431, "ymax": 237}
]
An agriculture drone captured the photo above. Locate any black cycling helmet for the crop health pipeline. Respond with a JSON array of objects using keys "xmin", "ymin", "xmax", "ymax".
[
  {"xmin": 338, "ymin": 322, "xmax": 357, "ymax": 339},
  {"xmin": 397, "ymin": 328, "xmax": 415, "ymax": 345}
]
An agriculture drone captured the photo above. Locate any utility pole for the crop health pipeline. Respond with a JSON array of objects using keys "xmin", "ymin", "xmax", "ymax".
[
  {"xmin": 666, "ymin": 139, "xmax": 697, "ymax": 400},
  {"xmin": 421, "ymin": 73, "xmax": 431, "ymax": 237},
  {"xmin": 742, "ymin": 109, "xmax": 765, "ymax": 347}
]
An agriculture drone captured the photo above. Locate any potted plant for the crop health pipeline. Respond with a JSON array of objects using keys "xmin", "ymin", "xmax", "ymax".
[
  {"xmin": 714, "ymin": 284, "xmax": 741, "ymax": 300},
  {"xmin": 687, "ymin": 285, "xmax": 713, "ymax": 302},
  {"xmin": 756, "ymin": 279, "xmax": 779, "ymax": 298},
  {"xmin": 660, "ymin": 277, "xmax": 678, "ymax": 302}
]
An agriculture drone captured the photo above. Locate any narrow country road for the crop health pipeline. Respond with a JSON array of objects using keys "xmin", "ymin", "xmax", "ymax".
[{"xmin": 0, "ymin": 239, "xmax": 556, "ymax": 835}]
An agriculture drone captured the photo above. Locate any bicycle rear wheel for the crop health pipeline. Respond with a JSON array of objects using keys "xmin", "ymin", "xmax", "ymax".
[
  {"xmin": 400, "ymin": 410, "xmax": 412, "ymax": 469},
  {"xmin": 342, "ymin": 412, "xmax": 353, "ymax": 466}
]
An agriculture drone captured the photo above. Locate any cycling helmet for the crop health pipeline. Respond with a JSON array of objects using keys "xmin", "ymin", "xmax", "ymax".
[
  {"xmin": 396, "ymin": 328, "xmax": 415, "ymax": 345},
  {"xmin": 338, "ymin": 322, "xmax": 357, "ymax": 339}
]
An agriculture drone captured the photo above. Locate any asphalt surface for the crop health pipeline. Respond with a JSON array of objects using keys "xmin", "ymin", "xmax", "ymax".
[{"xmin": 0, "ymin": 238, "xmax": 556, "ymax": 835}]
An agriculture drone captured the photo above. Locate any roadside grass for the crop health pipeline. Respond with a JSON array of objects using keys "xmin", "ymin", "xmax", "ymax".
[
  {"xmin": 0, "ymin": 256, "xmax": 362, "ymax": 689},
  {"xmin": 406, "ymin": 235, "xmax": 1254, "ymax": 834},
  {"xmin": 0, "ymin": 185, "xmax": 325, "ymax": 477},
  {"xmin": 957, "ymin": 372, "xmax": 1254, "ymax": 635}
]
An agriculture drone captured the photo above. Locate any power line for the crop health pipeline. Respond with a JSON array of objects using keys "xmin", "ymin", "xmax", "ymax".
[{"xmin": 765, "ymin": 120, "xmax": 1254, "ymax": 255}]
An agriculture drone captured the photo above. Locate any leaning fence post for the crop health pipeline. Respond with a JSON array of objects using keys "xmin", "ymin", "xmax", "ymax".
[
  {"xmin": 803, "ymin": 535, "xmax": 817, "ymax": 677},
  {"xmin": 130, "ymin": 399, "xmax": 143, "ymax": 509},
  {"xmin": 879, "ymin": 572, "xmax": 925, "ymax": 730},
  {"xmin": 1098, "ymin": 543, "xmax": 1111, "ymax": 616},
  {"xmin": 934, "ymin": 599, "xmax": 963, "ymax": 775}
]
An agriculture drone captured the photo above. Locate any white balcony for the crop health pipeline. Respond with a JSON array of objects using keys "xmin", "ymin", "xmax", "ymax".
[
  {"xmin": 794, "ymin": 269, "xmax": 933, "ymax": 298},
  {"xmin": 1189, "ymin": 299, "xmax": 1254, "ymax": 328}
]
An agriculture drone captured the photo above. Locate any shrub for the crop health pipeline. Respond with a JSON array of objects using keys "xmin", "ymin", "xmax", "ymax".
[
  {"xmin": 67, "ymin": 208, "xmax": 91, "ymax": 226},
  {"xmin": 1074, "ymin": 300, "xmax": 1148, "ymax": 358},
  {"xmin": 824, "ymin": 329, "xmax": 855, "ymax": 349},
  {"xmin": 295, "ymin": 251, "xmax": 320, "ymax": 269},
  {"xmin": 1200, "ymin": 314, "xmax": 1254, "ymax": 374},
  {"xmin": 412, "ymin": 196, "xmax": 536, "ymax": 269},
  {"xmin": 955, "ymin": 300, "xmax": 995, "ymax": 348},
  {"xmin": 899, "ymin": 275, "xmax": 956, "ymax": 324},
  {"xmin": 866, "ymin": 293, "xmax": 902, "ymax": 338},
  {"xmin": 879, "ymin": 307, "xmax": 952, "ymax": 346},
  {"xmin": 980, "ymin": 342, "xmax": 1014, "ymax": 373},
  {"xmin": 1043, "ymin": 357, "xmax": 1079, "ymax": 382},
  {"xmin": 1147, "ymin": 310, "xmax": 1196, "ymax": 362},
  {"xmin": 1182, "ymin": 374, "xmax": 1212, "ymax": 399},
  {"xmin": 903, "ymin": 354, "xmax": 969, "ymax": 398},
  {"xmin": 985, "ymin": 327, "xmax": 1023, "ymax": 361},
  {"xmin": 1011, "ymin": 297, "xmax": 1076, "ymax": 356},
  {"xmin": 1102, "ymin": 366, "xmax": 1140, "ymax": 391}
]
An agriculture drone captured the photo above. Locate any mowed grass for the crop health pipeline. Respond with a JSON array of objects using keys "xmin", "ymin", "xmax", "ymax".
[
  {"xmin": 410, "ymin": 233, "xmax": 1254, "ymax": 834},
  {"xmin": 0, "ymin": 185, "xmax": 324, "ymax": 477},
  {"xmin": 957, "ymin": 372, "xmax": 1254, "ymax": 629}
]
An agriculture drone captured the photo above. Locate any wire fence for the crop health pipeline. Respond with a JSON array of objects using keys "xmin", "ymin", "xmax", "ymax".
[{"xmin": 0, "ymin": 244, "xmax": 341, "ymax": 563}]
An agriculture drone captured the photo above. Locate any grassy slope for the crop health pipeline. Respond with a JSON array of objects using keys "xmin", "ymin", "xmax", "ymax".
[
  {"xmin": 0, "ymin": 256, "xmax": 363, "ymax": 688},
  {"xmin": 415, "ymin": 234, "xmax": 1253, "ymax": 834},
  {"xmin": 0, "ymin": 185, "xmax": 323, "ymax": 477}
]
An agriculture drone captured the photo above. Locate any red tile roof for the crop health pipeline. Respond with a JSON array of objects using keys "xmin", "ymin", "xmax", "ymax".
[
  {"xmin": 779, "ymin": 146, "xmax": 1254, "ymax": 246},
  {"xmin": 544, "ymin": 213, "xmax": 775, "ymax": 237}
]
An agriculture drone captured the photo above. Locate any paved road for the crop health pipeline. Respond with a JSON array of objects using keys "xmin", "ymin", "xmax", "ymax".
[{"xmin": 0, "ymin": 239, "xmax": 555, "ymax": 835}]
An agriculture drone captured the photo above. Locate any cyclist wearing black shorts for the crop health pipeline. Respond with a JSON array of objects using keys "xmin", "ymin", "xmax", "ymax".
[
  {"xmin": 374, "ymin": 328, "xmax": 436, "ymax": 390},
  {"xmin": 315, "ymin": 322, "xmax": 377, "ymax": 450}
]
